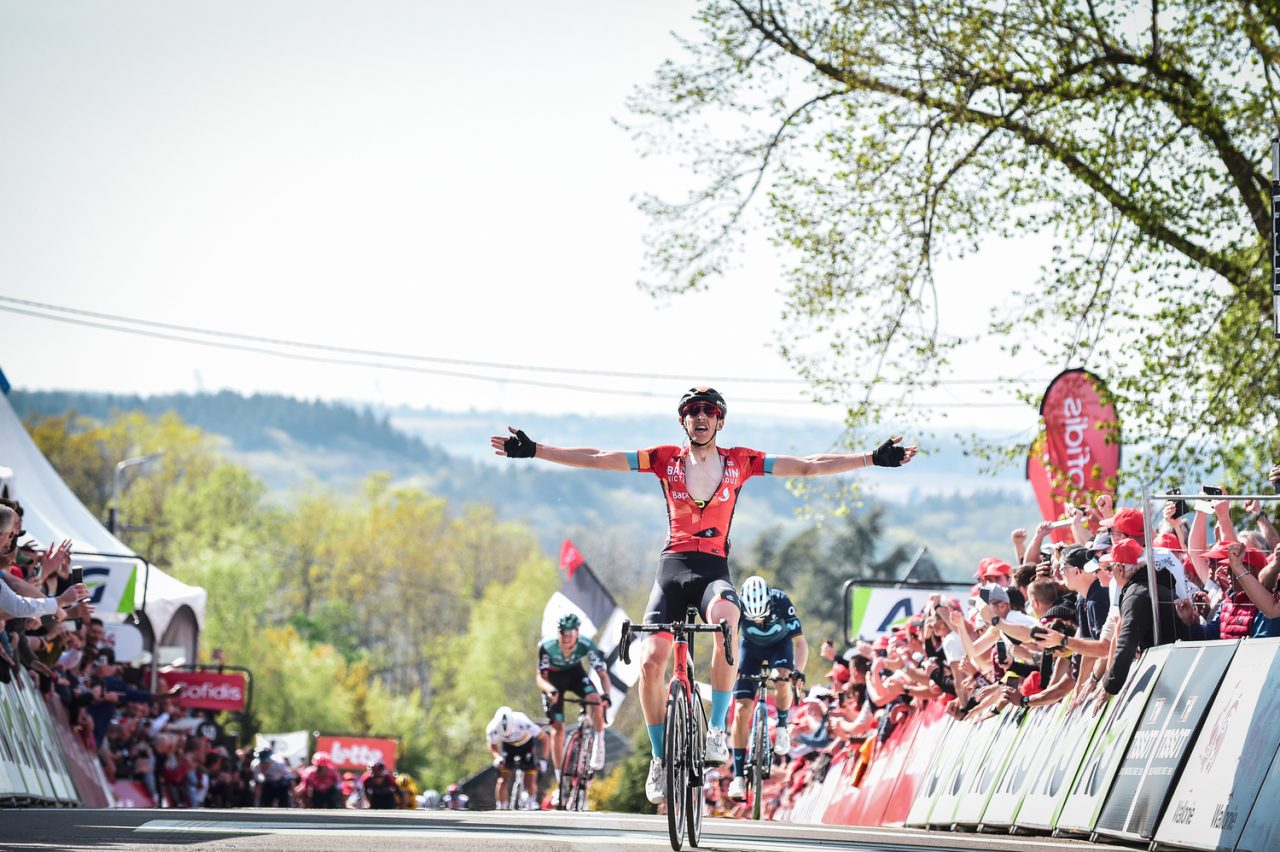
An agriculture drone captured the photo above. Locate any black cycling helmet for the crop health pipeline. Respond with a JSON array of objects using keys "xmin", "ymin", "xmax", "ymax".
[
  {"xmin": 557, "ymin": 612, "xmax": 581, "ymax": 632},
  {"xmin": 677, "ymin": 387, "xmax": 726, "ymax": 417}
]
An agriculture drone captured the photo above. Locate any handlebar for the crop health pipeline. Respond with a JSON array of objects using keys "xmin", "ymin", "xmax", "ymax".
[{"xmin": 619, "ymin": 615, "xmax": 736, "ymax": 668}]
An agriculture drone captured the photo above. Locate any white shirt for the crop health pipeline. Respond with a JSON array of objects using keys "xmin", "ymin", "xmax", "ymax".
[
  {"xmin": 1003, "ymin": 610, "xmax": 1038, "ymax": 628},
  {"xmin": 940, "ymin": 632, "xmax": 966, "ymax": 663},
  {"xmin": 1148, "ymin": 546, "xmax": 1193, "ymax": 599},
  {"xmin": 0, "ymin": 577, "xmax": 58, "ymax": 619},
  {"xmin": 486, "ymin": 711, "xmax": 542, "ymax": 747}
]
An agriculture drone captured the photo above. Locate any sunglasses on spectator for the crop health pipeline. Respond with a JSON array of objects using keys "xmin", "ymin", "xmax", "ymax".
[{"xmin": 681, "ymin": 402, "xmax": 723, "ymax": 418}]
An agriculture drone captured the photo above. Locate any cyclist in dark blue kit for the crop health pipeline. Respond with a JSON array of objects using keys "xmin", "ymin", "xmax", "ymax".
[{"xmin": 727, "ymin": 576, "xmax": 807, "ymax": 800}]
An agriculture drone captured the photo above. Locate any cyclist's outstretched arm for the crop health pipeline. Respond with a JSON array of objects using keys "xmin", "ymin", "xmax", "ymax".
[
  {"xmin": 770, "ymin": 436, "xmax": 917, "ymax": 477},
  {"xmin": 489, "ymin": 427, "xmax": 629, "ymax": 471}
]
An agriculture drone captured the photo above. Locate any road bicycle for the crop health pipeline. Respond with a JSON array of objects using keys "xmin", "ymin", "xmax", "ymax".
[
  {"xmin": 621, "ymin": 606, "xmax": 733, "ymax": 851},
  {"xmin": 738, "ymin": 661, "xmax": 792, "ymax": 820},
  {"xmin": 498, "ymin": 750, "xmax": 539, "ymax": 810},
  {"xmin": 548, "ymin": 694, "xmax": 606, "ymax": 812}
]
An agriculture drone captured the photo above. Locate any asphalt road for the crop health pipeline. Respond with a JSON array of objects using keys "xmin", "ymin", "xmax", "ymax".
[{"xmin": 2, "ymin": 807, "xmax": 1140, "ymax": 851}]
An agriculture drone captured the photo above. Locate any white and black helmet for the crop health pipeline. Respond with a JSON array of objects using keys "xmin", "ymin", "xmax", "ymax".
[
  {"xmin": 740, "ymin": 575, "xmax": 770, "ymax": 620},
  {"xmin": 492, "ymin": 706, "xmax": 513, "ymax": 737}
]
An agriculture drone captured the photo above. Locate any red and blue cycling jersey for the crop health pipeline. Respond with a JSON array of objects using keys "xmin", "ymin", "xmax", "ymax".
[{"xmin": 627, "ymin": 445, "xmax": 776, "ymax": 557}]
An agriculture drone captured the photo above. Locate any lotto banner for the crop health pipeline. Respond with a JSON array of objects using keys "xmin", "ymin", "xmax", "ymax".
[
  {"xmin": 1094, "ymin": 642, "xmax": 1236, "ymax": 842},
  {"xmin": 1153, "ymin": 639, "xmax": 1280, "ymax": 851},
  {"xmin": 848, "ymin": 586, "xmax": 961, "ymax": 640},
  {"xmin": 1025, "ymin": 369, "xmax": 1121, "ymax": 542},
  {"xmin": 315, "ymin": 735, "xmax": 399, "ymax": 771}
]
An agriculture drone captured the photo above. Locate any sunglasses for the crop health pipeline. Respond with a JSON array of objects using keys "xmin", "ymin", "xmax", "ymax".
[{"xmin": 681, "ymin": 402, "xmax": 723, "ymax": 418}]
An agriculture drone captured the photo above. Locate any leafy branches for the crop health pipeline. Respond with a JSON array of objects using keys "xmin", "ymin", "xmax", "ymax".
[{"xmin": 632, "ymin": 0, "xmax": 1279, "ymax": 486}]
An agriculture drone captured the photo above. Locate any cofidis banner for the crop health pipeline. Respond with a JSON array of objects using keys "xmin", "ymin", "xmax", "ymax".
[
  {"xmin": 1154, "ymin": 639, "xmax": 1280, "ymax": 851},
  {"xmin": 1026, "ymin": 369, "xmax": 1120, "ymax": 543}
]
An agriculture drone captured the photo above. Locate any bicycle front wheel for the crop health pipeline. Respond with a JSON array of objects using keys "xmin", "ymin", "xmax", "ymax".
[
  {"xmin": 687, "ymin": 687, "xmax": 707, "ymax": 847},
  {"xmin": 559, "ymin": 729, "xmax": 582, "ymax": 811},
  {"xmin": 664, "ymin": 682, "xmax": 689, "ymax": 850},
  {"xmin": 751, "ymin": 705, "xmax": 767, "ymax": 820}
]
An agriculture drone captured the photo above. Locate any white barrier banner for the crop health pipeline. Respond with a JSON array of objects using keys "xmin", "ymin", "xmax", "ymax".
[
  {"xmin": 0, "ymin": 676, "xmax": 26, "ymax": 798},
  {"xmin": 903, "ymin": 717, "xmax": 957, "ymax": 827},
  {"xmin": 978, "ymin": 703, "xmax": 1058, "ymax": 828},
  {"xmin": 1015, "ymin": 695, "xmax": 1105, "ymax": 831},
  {"xmin": 1237, "ymin": 744, "xmax": 1280, "ymax": 852},
  {"xmin": 952, "ymin": 706, "xmax": 1025, "ymax": 827},
  {"xmin": 1154, "ymin": 638, "xmax": 1280, "ymax": 851},
  {"xmin": 11, "ymin": 669, "xmax": 76, "ymax": 803},
  {"xmin": 929, "ymin": 710, "xmax": 1004, "ymax": 828},
  {"xmin": 1055, "ymin": 645, "xmax": 1169, "ymax": 834}
]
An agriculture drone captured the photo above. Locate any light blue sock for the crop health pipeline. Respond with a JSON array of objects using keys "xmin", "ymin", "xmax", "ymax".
[
  {"xmin": 710, "ymin": 690, "xmax": 731, "ymax": 730},
  {"xmin": 647, "ymin": 724, "xmax": 665, "ymax": 758}
]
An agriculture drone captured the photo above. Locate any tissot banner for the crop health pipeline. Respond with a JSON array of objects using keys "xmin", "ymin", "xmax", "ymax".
[
  {"xmin": 158, "ymin": 670, "xmax": 248, "ymax": 712},
  {"xmin": 1153, "ymin": 639, "xmax": 1280, "ymax": 851},
  {"xmin": 314, "ymin": 735, "xmax": 399, "ymax": 771},
  {"xmin": 1026, "ymin": 369, "xmax": 1121, "ymax": 543},
  {"xmin": 1095, "ymin": 642, "xmax": 1236, "ymax": 842}
]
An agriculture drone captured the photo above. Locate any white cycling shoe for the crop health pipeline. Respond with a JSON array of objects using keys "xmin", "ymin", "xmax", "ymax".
[
  {"xmin": 704, "ymin": 727, "xmax": 730, "ymax": 765},
  {"xmin": 774, "ymin": 727, "xmax": 791, "ymax": 755},
  {"xmin": 727, "ymin": 776, "xmax": 747, "ymax": 800},
  {"xmin": 646, "ymin": 758, "xmax": 666, "ymax": 804}
]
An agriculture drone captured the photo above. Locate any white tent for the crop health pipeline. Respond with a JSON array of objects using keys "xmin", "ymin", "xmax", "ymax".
[{"xmin": 0, "ymin": 385, "xmax": 205, "ymax": 660}]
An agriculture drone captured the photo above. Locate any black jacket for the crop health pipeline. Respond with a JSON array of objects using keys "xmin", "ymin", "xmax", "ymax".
[{"xmin": 1104, "ymin": 568, "xmax": 1185, "ymax": 695}]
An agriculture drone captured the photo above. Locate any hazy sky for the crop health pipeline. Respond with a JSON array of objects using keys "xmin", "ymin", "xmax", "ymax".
[{"xmin": 1, "ymin": 1, "xmax": 1051, "ymax": 432}]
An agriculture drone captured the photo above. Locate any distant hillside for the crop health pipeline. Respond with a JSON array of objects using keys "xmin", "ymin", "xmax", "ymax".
[{"xmin": 10, "ymin": 388, "xmax": 1038, "ymax": 584}]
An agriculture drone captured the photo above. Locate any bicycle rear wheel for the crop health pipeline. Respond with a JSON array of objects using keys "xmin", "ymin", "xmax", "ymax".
[
  {"xmin": 664, "ymin": 682, "xmax": 689, "ymax": 850},
  {"xmin": 750, "ymin": 704, "xmax": 767, "ymax": 820},
  {"xmin": 687, "ymin": 687, "xmax": 707, "ymax": 846},
  {"xmin": 571, "ymin": 725, "xmax": 592, "ymax": 812},
  {"xmin": 559, "ymin": 729, "xmax": 582, "ymax": 811}
]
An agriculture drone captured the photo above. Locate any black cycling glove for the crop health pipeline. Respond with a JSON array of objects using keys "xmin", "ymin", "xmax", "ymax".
[
  {"xmin": 503, "ymin": 429, "xmax": 538, "ymax": 459},
  {"xmin": 871, "ymin": 437, "xmax": 906, "ymax": 467}
]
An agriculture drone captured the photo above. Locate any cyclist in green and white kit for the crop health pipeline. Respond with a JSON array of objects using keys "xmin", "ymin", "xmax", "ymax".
[{"xmin": 538, "ymin": 613, "xmax": 611, "ymax": 777}]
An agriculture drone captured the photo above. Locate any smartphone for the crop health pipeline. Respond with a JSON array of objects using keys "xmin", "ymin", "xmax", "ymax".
[
  {"xmin": 1005, "ymin": 675, "xmax": 1022, "ymax": 693},
  {"xmin": 875, "ymin": 648, "xmax": 888, "ymax": 658},
  {"xmin": 69, "ymin": 566, "xmax": 83, "ymax": 585},
  {"xmin": 1202, "ymin": 484, "xmax": 1224, "ymax": 497},
  {"xmin": 1167, "ymin": 487, "xmax": 1189, "ymax": 518},
  {"xmin": 1047, "ymin": 518, "xmax": 1074, "ymax": 529}
]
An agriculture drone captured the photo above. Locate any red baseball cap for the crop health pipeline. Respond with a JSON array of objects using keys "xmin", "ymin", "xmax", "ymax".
[
  {"xmin": 873, "ymin": 635, "xmax": 890, "ymax": 650},
  {"xmin": 1101, "ymin": 507, "xmax": 1146, "ymax": 537},
  {"xmin": 976, "ymin": 557, "xmax": 1013, "ymax": 579},
  {"xmin": 827, "ymin": 663, "xmax": 851, "ymax": 683},
  {"xmin": 1153, "ymin": 532, "xmax": 1183, "ymax": 552},
  {"xmin": 1105, "ymin": 539, "xmax": 1144, "ymax": 565},
  {"xmin": 1244, "ymin": 548, "xmax": 1269, "ymax": 570},
  {"xmin": 1203, "ymin": 544, "xmax": 1230, "ymax": 561}
]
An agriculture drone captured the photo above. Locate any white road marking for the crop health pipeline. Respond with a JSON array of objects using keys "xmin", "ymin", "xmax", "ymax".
[{"xmin": 134, "ymin": 818, "xmax": 1124, "ymax": 850}]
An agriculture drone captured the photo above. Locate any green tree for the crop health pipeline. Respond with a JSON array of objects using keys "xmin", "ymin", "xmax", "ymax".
[{"xmin": 631, "ymin": 1, "xmax": 1280, "ymax": 488}]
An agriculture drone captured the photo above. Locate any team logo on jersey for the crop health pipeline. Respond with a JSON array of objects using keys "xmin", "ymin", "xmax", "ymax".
[{"xmin": 718, "ymin": 487, "xmax": 731, "ymax": 502}]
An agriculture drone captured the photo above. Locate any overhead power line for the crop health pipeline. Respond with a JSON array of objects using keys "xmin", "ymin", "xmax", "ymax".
[{"xmin": 0, "ymin": 295, "xmax": 1035, "ymax": 408}]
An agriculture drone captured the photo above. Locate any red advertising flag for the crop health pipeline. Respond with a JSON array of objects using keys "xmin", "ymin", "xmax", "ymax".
[
  {"xmin": 158, "ymin": 670, "xmax": 248, "ymax": 712},
  {"xmin": 314, "ymin": 735, "xmax": 399, "ymax": 771},
  {"xmin": 559, "ymin": 539, "xmax": 585, "ymax": 579},
  {"xmin": 1026, "ymin": 369, "xmax": 1121, "ymax": 543}
]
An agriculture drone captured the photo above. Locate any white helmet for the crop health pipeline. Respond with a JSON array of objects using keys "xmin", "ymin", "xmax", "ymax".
[
  {"xmin": 740, "ymin": 576, "xmax": 770, "ymax": 620},
  {"xmin": 492, "ymin": 706, "xmax": 513, "ymax": 737}
]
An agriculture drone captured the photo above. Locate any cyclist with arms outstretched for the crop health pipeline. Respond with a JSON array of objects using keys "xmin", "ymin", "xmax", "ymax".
[
  {"xmin": 490, "ymin": 386, "xmax": 916, "ymax": 805},
  {"xmin": 538, "ymin": 612, "xmax": 612, "ymax": 782},
  {"xmin": 485, "ymin": 706, "xmax": 550, "ymax": 809},
  {"xmin": 727, "ymin": 575, "xmax": 807, "ymax": 801}
]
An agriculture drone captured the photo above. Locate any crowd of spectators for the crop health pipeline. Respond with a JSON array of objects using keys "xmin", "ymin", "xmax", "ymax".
[
  {"xmin": 0, "ymin": 495, "xmax": 441, "ymax": 810},
  {"xmin": 768, "ymin": 467, "xmax": 1280, "ymax": 815}
]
